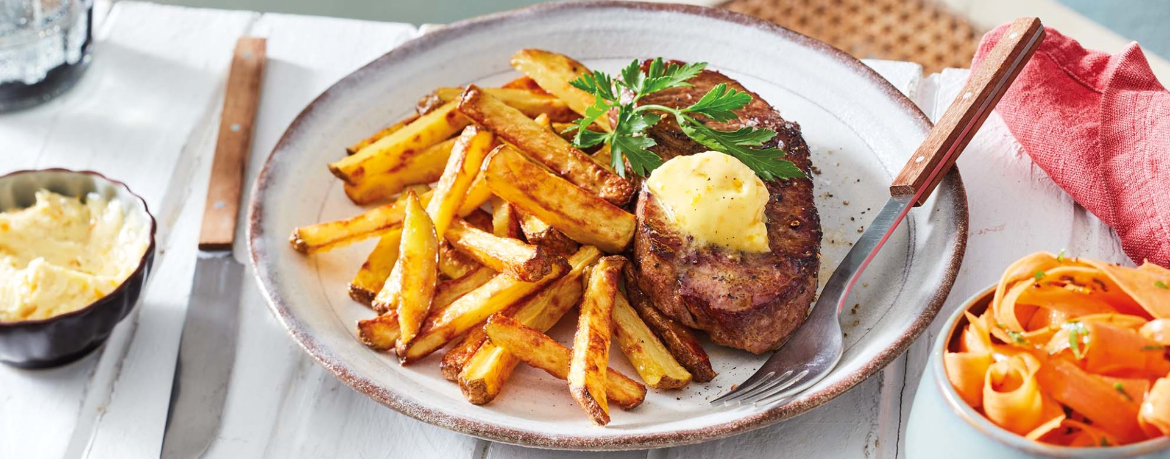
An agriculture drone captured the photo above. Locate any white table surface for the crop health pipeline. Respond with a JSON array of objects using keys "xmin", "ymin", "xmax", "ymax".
[{"xmin": 0, "ymin": 2, "xmax": 1129, "ymax": 458}]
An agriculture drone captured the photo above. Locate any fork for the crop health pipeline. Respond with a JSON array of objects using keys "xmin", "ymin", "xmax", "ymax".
[{"xmin": 712, "ymin": 17, "xmax": 1046, "ymax": 407}]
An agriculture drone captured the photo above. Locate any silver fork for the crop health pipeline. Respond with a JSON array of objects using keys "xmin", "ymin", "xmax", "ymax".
[{"xmin": 711, "ymin": 17, "xmax": 1046, "ymax": 407}]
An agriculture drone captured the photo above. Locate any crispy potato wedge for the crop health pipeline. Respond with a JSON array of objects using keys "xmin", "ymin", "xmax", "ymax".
[
  {"xmin": 433, "ymin": 87, "xmax": 577, "ymax": 122},
  {"xmin": 461, "ymin": 172, "xmax": 493, "ymax": 214},
  {"xmin": 457, "ymin": 246, "xmax": 601, "ymax": 404},
  {"xmin": 458, "ymin": 86, "xmax": 632, "ymax": 206},
  {"xmin": 434, "ymin": 266, "xmax": 496, "ymax": 309},
  {"xmin": 346, "ymin": 114, "xmax": 419, "ymax": 155},
  {"xmin": 490, "ymin": 198, "xmax": 523, "ymax": 239},
  {"xmin": 438, "ymin": 242, "xmax": 482, "ymax": 280},
  {"xmin": 510, "ymin": 49, "xmax": 611, "ymax": 131},
  {"xmin": 444, "ymin": 218, "xmax": 566, "ymax": 282},
  {"xmin": 289, "ymin": 190, "xmax": 432, "ymax": 254},
  {"xmin": 501, "ymin": 75, "xmax": 547, "ymax": 92},
  {"xmin": 441, "ymin": 324, "xmax": 488, "ymax": 382},
  {"xmin": 357, "ymin": 311, "xmax": 400, "ymax": 351},
  {"xmin": 330, "ymin": 101, "xmax": 469, "ymax": 185},
  {"xmin": 484, "ymin": 314, "xmax": 646, "ymax": 410},
  {"xmin": 385, "ymin": 192, "xmax": 440, "ymax": 352},
  {"xmin": 398, "ymin": 262, "xmax": 567, "ymax": 363},
  {"xmin": 613, "ymin": 289, "xmax": 692, "ymax": 389},
  {"xmin": 348, "ymin": 228, "xmax": 403, "ymax": 307},
  {"xmin": 342, "ymin": 138, "xmax": 455, "ymax": 205},
  {"xmin": 623, "ymin": 268, "xmax": 716, "ymax": 382},
  {"xmin": 427, "ymin": 125, "xmax": 495, "ymax": 237},
  {"xmin": 569, "ymin": 256, "xmax": 624, "ymax": 425},
  {"xmin": 516, "ymin": 210, "xmax": 578, "ymax": 256},
  {"xmin": 463, "ymin": 208, "xmax": 493, "ymax": 232},
  {"xmin": 483, "ymin": 146, "xmax": 635, "ymax": 253},
  {"xmin": 533, "ymin": 113, "xmax": 552, "ymax": 130}
]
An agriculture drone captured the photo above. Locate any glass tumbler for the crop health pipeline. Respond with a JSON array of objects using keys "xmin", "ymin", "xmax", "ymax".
[{"xmin": 0, "ymin": 0, "xmax": 92, "ymax": 111}]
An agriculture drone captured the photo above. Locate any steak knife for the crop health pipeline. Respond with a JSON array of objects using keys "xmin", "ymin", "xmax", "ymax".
[{"xmin": 162, "ymin": 37, "xmax": 266, "ymax": 459}]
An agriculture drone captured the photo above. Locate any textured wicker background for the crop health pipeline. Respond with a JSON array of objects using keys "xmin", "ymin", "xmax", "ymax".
[{"xmin": 721, "ymin": 0, "xmax": 985, "ymax": 74}]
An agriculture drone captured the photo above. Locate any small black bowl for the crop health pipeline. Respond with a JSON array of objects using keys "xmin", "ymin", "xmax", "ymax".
[{"xmin": 0, "ymin": 169, "xmax": 156, "ymax": 368}]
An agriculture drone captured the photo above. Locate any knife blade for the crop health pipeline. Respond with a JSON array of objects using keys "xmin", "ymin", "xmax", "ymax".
[{"xmin": 162, "ymin": 36, "xmax": 266, "ymax": 459}]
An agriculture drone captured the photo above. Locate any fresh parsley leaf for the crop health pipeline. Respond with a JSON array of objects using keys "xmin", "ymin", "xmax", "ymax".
[
  {"xmin": 1113, "ymin": 383, "xmax": 1134, "ymax": 402},
  {"xmin": 682, "ymin": 83, "xmax": 751, "ymax": 122},
  {"xmin": 569, "ymin": 70, "xmax": 618, "ymax": 102},
  {"xmin": 678, "ymin": 119, "xmax": 805, "ymax": 181},
  {"xmin": 1034, "ymin": 270, "xmax": 1046, "ymax": 281},
  {"xmin": 1156, "ymin": 280, "xmax": 1168, "ymax": 290},
  {"xmin": 611, "ymin": 134, "xmax": 660, "ymax": 178},
  {"xmin": 1064, "ymin": 322, "xmax": 1088, "ymax": 359},
  {"xmin": 634, "ymin": 58, "xmax": 705, "ymax": 97}
]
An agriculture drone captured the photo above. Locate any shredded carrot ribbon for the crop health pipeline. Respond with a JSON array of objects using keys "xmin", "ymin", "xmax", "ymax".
[{"xmin": 945, "ymin": 252, "xmax": 1170, "ymax": 447}]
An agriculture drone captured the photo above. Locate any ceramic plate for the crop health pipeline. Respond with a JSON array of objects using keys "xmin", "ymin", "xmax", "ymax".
[{"xmin": 248, "ymin": 1, "xmax": 967, "ymax": 449}]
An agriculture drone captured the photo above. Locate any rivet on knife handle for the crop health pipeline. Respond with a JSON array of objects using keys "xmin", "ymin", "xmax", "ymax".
[
  {"xmin": 198, "ymin": 37, "xmax": 267, "ymax": 251},
  {"xmin": 889, "ymin": 17, "xmax": 1044, "ymax": 206}
]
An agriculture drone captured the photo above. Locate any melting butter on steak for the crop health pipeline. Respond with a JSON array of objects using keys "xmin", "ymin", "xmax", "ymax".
[{"xmin": 630, "ymin": 68, "xmax": 821, "ymax": 354}]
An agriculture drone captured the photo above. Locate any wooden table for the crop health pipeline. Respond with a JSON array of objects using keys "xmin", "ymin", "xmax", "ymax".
[{"xmin": 0, "ymin": 3, "xmax": 1128, "ymax": 458}]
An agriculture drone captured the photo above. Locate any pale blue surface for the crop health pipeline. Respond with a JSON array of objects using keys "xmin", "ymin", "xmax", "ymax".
[{"xmin": 1057, "ymin": 0, "xmax": 1170, "ymax": 59}]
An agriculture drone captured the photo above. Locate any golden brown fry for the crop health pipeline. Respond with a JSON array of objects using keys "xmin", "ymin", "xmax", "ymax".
[
  {"xmin": 346, "ymin": 114, "xmax": 419, "ymax": 155},
  {"xmin": 433, "ymin": 87, "xmax": 577, "ymax": 122},
  {"xmin": 533, "ymin": 113, "xmax": 552, "ymax": 130},
  {"xmin": 427, "ymin": 125, "xmax": 495, "ymax": 237},
  {"xmin": 342, "ymin": 138, "xmax": 455, "ymax": 205},
  {"xmin": 289, "ymin": 190, "xmax": 432, "ymax": 254},
  {"xmin": 501, "ymin": 75, "xmax": 547, "ymax": 92},
  {"xmin": 613, "ymin": 289, "xmax": 692, "ymax": 389},
  {"xmin": 441, "ymin": 324, "xmax": 488, "ymax": 382},
  {"xmin": 516, "ymin": 210, "xmax": 578, "ymax": 256},
  {"xmin": 457, "ymin": 246, "xmax": 601, "ymax": 404},
  {"xmin": 483, "ymin": 146, "xmax": 635, "ymax": 253},
  {"xmin": 398, "ymin": 262, "xmax": 567, "ymax": 363},
  {"xmin": 369, "ymin": 193, "xmax": 438, "ymax": 350},
  {"xmin": 438, "ymin": 242, "xmax": 482, "ymax": 280},
  {"xmin": 484, "ymin": 314, "xmax": 646, "ymax": 410},
  {"xmin": 433, "ymin": 266, "xmax": 496, "ymax": 310},
  {"xmin": 463, "ymin": 208, "xmax": 494, "ymax": 232},
  {"xmin": 623, "ymin": 268, "xmax": 716, "ymax": 382},
  {"xmin": 490, "ymin": 198, "xmax": 523, "ymax": 239},
  {"xmin": 510, "ymin": 49, "xmax": 611, "ymax": 131},
  {"xmin": 357, "ymin": 311, "xmax": 400, "ymax": 351},
  {"xmin": 330, "ymin": 101, "xmax": 469, "ymax": 185},
  {"xmin": 461, "ymin": 172, "xmax": 493, "ymax": 214},
  {"xmin": 444, "ymin": 218, "xmax": 566, "ymax": 282},
  {"xmin": 348, "ymin": 228, "xmax": 403, "ymax": 308},
  {"xmin": 569, "ymin": 256, "xmax": 624, "ymax": 425},
  {"xmin": 458, "ymin": 86, "xmax": 632, "ymax": 206}
]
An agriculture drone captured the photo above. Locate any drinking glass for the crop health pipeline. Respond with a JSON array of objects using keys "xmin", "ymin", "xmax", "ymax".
[{"xmin": 0, "ymin": 0, "xmax": 92, "ymax": 111}]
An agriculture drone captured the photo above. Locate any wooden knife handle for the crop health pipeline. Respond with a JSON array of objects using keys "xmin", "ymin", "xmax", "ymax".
[
  {"xmin": 889, "ymin": 18, "xmax": 1043, "ymax": 206},
  {"xmin": 198, "ymin": 37, "xmax": 267, "ymax": 251}
]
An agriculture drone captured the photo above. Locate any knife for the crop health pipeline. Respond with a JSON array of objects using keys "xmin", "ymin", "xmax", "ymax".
[{"xmin": 162, "ymin": 37, "xmax": 266, "ymax": 459}]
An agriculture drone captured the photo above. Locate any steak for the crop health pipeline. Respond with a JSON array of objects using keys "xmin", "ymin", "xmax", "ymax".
[{"xmin": 630, "ymin": 68, "xmax": 821, "ymax": 354}]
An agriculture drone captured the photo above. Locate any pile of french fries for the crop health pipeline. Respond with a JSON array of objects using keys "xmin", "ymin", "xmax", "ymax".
[{"xmin": 290, "ymin": 49, "xmax": 716, "ymax": 426}]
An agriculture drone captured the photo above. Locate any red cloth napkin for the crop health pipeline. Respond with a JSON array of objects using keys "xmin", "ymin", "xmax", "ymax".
[{"xmin": 972, "ymin": 25, "xmax": 1170, "ymax": 267}]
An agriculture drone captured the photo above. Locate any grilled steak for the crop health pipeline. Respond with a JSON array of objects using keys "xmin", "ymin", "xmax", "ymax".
[{"xmin": 630, "ymin": 68, "xmax": 821, "ymax": 354}]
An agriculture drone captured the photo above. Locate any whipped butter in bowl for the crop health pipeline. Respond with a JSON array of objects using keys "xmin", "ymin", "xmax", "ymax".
[{"xmin": 0, "ymin": 170, "xmax": 156, "ymax": 368}]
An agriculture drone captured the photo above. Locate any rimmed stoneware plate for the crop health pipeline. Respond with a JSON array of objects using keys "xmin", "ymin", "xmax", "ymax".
[{"xmin": 248, "ymin": 1, "xmax": 967, "ymax": 450}]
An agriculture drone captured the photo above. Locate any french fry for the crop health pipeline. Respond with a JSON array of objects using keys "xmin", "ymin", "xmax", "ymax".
[
  {"xmin": 441, "ymin": 325, "xmax": 488, "ymax": 382},
  {"xmin": 613, "ymin": 290, "xmax": 692, "ymax": 389},
  {"xmin": 330, "ymin": 101, "xmax": 469, "ymax": 185},
  {"xmin": 532, "ymin": 113, "xmax": 552, "ymax": 130},
  {"xmin": 359, "ymin": 265, "xmax": 495, "ymax": 352},
  {"xmin": 483, "ymin": 146, "xmax": 635, "ymax": 253},
  {"xmin": 289, "ymin": 190, "xmax": 432, "ymax": 254},
  {"xmin": 461, "ymin": 172, "xmax": 493, "ymax": 214},
  {"xmin": 444, "ymin": 218, "xmax": 566, "ymax": 282},
  {"xmin": 346, "ymin": 114, "xmax": 419, "ymax": 155},
  {"xmin": 463, "ymin": 208, "xmax": 494, "ymax": 232},
  {"xmin": 398, "ymin": 262, "xmax": 567, "ymax": 363},
  {"xmin": 490, "ymin": 198, "xmax": 523, "ymax": 239},
  {"xmin": 367, "ymin": 193, "xmax": 438, "ymax": 350},
  {"xmin": 433, "ymin": 266, "xmax": 496, "ymax": 312},
  {"xmin": 569, "ymin": 256, "xmax": 624, "ymax": 425},
  {"xmin": 458, "ymin": 86, "xmax": 633, "ymax": 206},
  {"xmin": 624, "ymin": 267, "xmax": 716, "ymax": 382},
  {"xmin": 438, "ymin": 242, "xmax": 481, "ymax": 279},
  {"xmin": 501, "ymin": 75, "xmax": 547, "ymax": 92},
  {"xmin": 348, "ymin": 228, "xmax": 403, "ymax": 308},
  {"xmin": 427, "ymin": 125, "xmax": 495, "ymax": 237},
  {"xmin": 516, "ymin": 210, "xmax": 578, "ymax": 256},
  {"xmin": 342, "ymin": 138, "xmax": 455, "ymax": 205},
  {"xmin": 510, "ymin": 49, "xmax": 611, "ymax": 131},
  {"xmin": 433, "ymin": 87, "xmax": 577, "ymax": 122},
  {"xmin": 484, "ymin": 315, "xmax": 646, "ymax": 410},
  {"xmin": 458, "ymin": 246, "xmax": 601, "ymax": 404}
]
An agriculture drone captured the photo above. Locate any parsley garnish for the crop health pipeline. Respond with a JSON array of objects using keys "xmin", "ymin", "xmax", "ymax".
[
  {"xmin": 1034, "ymin": 270, "xmax": 1046, "ymax": 281},
  {"xmin": 566, "ymin": 58, "xmax": 804, "ymax": 181},
  {"xmin": 1156, "ymin": 280, "xmax": 1168, "ymax": 290},
  {"xmin": 1065, "ymin": 322, "xmax": 1088, "ymax": 359},
  {"xmin": 1004, "ymin": 329, "xmax": 1029, "ymax": 345},
  {"xmin": 1055, "ymin": 249, "xmax": 1066, "ymax": 263},
  {"xmin": 1113, "ymin": 383, "xmax": 1134, "ymax": 402}
]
